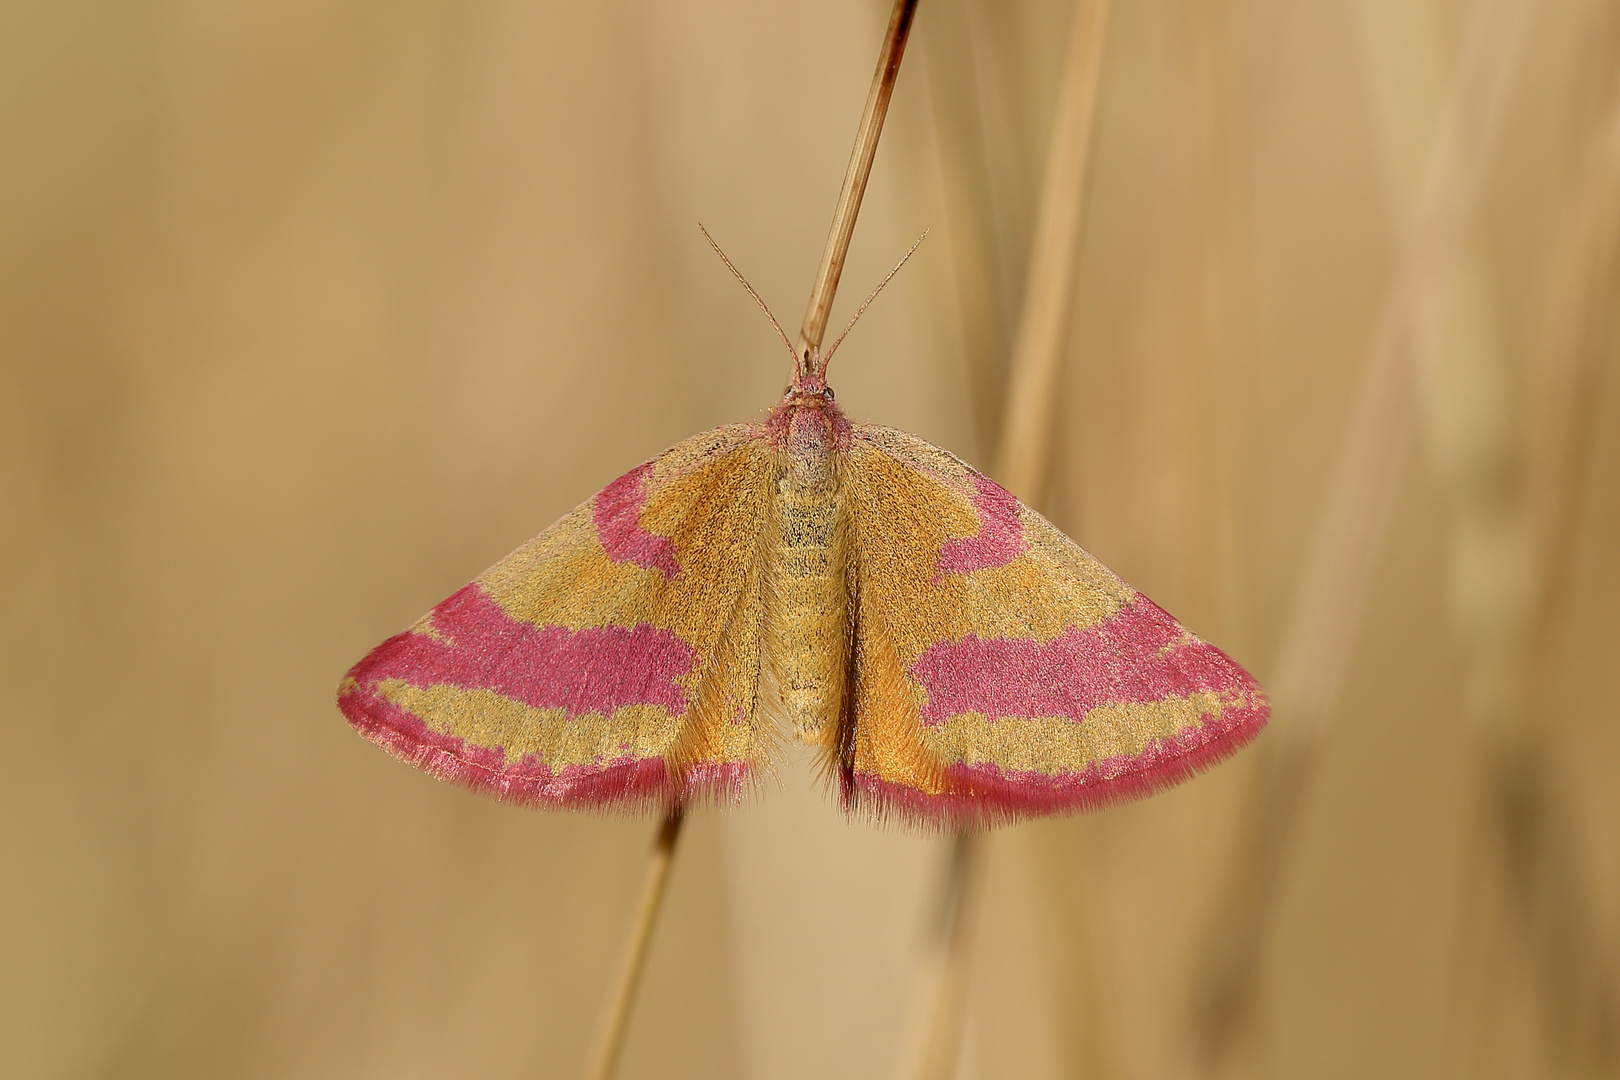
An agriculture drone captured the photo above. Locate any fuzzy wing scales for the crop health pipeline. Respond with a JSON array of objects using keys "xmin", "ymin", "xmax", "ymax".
[
  {"xmin": 840, "ymin": 425, "xmax": 1269, "ymax": 828},
  {"xmin": 337, "ymin": 424, "xmax": 776, "ymax": 812}
]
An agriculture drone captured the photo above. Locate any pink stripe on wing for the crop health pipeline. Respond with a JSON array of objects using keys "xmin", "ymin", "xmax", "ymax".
[
  {"xmin": 339, "ymin": 675, "xmax": 749, "ymax": 811},
  {"xmin": 594, "ymin": 462, "xmax": 681, "ymax": 578},
  {"xmin": 845, "ymin": 688, "xmax": 1267, "ymax": 828},
  {"xmin": 350, "ymin": 583, "xmax": 693, "ymax": 718},
  {"xmin": 935, "ymin": 473, "xmax": 1028, "ymax": 578},
  {"xmin": 911, "ymin": 599, "xmax": 1252, "ymax": 724}
]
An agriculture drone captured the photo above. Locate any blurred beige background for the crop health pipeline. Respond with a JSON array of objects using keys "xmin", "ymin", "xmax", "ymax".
[{"xmin": 2, "ymin": 1, "xmax": 1616, "ymax": 1079}]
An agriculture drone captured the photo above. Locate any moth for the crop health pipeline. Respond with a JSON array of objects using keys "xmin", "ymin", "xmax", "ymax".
[{"xmin": 337, "ymin": 232, "xmax": 1268, "ymax": 828}]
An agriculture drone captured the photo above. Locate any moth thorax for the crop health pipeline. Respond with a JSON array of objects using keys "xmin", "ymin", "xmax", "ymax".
[
  {"xmin": 785, "ymin": 404, "xmax": 836, "ymax": 485},
  {"xmin": 763, "ymin": 456, "xmax": 851, "ymax": 747}
]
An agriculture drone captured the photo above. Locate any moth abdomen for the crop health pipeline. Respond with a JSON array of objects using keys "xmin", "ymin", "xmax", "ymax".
[{"xmin": 762, "ymin": 460, "xmax": 852, "ymax": 746}]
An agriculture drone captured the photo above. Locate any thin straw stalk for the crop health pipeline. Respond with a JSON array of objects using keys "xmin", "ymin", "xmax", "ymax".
[
  {"xmin": 586, "ymin": 8, "xmax": 923, "ymax": 1078},
  {"xmin": 796, "ymin": 0, "xmax": 921, "ymax": 375},
  {"xmin": 583, "ymin": 809, "xmax": 687, "ymax": 1080}
]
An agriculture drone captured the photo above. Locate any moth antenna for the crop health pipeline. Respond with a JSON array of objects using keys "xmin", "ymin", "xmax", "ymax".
[
  {"xmin": 819, "ymin": 228, "xmax": 928, "ymax": 373},
  {"xmin": 699, "ymin": 223, "xmax": 798, "ymax": 365}
]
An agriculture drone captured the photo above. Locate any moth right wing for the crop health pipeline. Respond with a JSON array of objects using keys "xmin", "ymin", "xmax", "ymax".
[
  {"xmin": 338, "ymin": 424, "xmax": 779, "ymax": 812},
  {"xmin": 838, "ymin": 425, "xmax": 1268, "ymax": 828}
]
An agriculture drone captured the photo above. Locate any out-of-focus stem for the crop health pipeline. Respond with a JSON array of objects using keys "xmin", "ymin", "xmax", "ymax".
[
  {"xmin": 583, "ymin": 809, "xmax": 686, "ymax": 1080},
  {"xmin": 905, "ymin": 4, "xmax": 1113, "ymax": 1079},
  {"xmin": 1182, "ymin": 0, "xmax": 1534, "ymax": 1072},
  {"xmin": 994, "ymin": 0, "xmax": 1112, "ymax": 506},
  {"xmin": 1461, "ymin": 19, "xmax": 1620, "ymax": 1073},
  {"xmin": 912, "ymin": 832, "xmax": 986, "ymax": 1080}
]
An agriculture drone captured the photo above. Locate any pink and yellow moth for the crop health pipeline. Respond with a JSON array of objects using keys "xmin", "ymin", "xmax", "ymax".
[{"xmin": 337, "ymin": 238, "xmax": 1269, "ymax": 829}]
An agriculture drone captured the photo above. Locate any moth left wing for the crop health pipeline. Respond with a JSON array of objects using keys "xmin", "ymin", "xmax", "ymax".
[
  {"xmin": 838, "ymin": 425, "xmax": 1268, "ymax": 828},
  {"xmin": 337, "ymin": 424, "xmax": 777, "ymax": 812}
]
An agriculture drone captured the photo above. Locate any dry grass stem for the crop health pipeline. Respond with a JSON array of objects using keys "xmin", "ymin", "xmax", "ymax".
[
  {"xmin": 589, "ymin": 11, "xmax": 928, "ymax": 1070},
  {"xmin": 899, "ymin": 833, "xmax": 987, "ymax": 1080},
  {"xmin": 583, "ymin": 810, "xmax": 687, "ymax": 1080},
  {"xmin": 1524, "ymin": 52, "xmax": 1620, "ymax": 645},
  {"xmin": 901, "ymin": 4, "xmax": 1114, "ymax": 1078},
  {"xmin": 1447, "ymin": 16, "xmax": 1620, "ymax": 1072},
  {"xmin": 1182, "ymin": 0, "xmax": 1536, "ymax": 1072},
  {"xmin": 992, "ymin": 0, "xmax": 1112, "ymax": 505},
  {"xmin": 796, "ymin": 0, "xmax": 920, "ymax": 371}
]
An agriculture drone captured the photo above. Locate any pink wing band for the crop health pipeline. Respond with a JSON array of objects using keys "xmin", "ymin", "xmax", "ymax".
[
  {"xmin": 340, "ymin": 682, "xmax": 747, "ymax": 809},
  {"xmin": 593, "ymin": 462, "xmax": 682, "ymax": 578},
  {"xmin": 870, "ymin": 597, "xmax": 1268, "ymax": 827},
  {"xmin": 360, "ymin": 584, "xmax": 694, "ymax": 716},
  {"xmin": 911, "ymin": 598, "xmax": 1238, "ymax": 723},
  {"xmin": 851, "ymin": 693, "xmax": 1266, "ymax": 829},
  {"xmin": 934, "ymin": 473, "xmax": 1027, "ymax": 578},
  {"xmin": 338, "ymin": 584, "xmax": 746, "ymax": 810},
  {"xmin": 341, "ymin": 683, "xmax": 745, "ymax": 809}
]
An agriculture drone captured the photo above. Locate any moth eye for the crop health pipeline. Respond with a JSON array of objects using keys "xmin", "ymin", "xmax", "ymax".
[{"xmin": 822, "ymin": 387, "xmax": 835, "ymax": 402}]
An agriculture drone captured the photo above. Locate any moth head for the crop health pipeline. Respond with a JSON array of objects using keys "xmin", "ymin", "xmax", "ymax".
[{"xmin": 787, "ymin": 350, "xmax": 833, "ymax": 401}]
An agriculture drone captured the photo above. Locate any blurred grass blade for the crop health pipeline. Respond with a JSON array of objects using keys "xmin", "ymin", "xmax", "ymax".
[
  {"xmin": 1182, "ymin": 0, "xmax": 1535, "ymax": 1072},
  {"xmin": 900, "ymin": 3, "xmax": 1113, "ymax": 1079}
]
